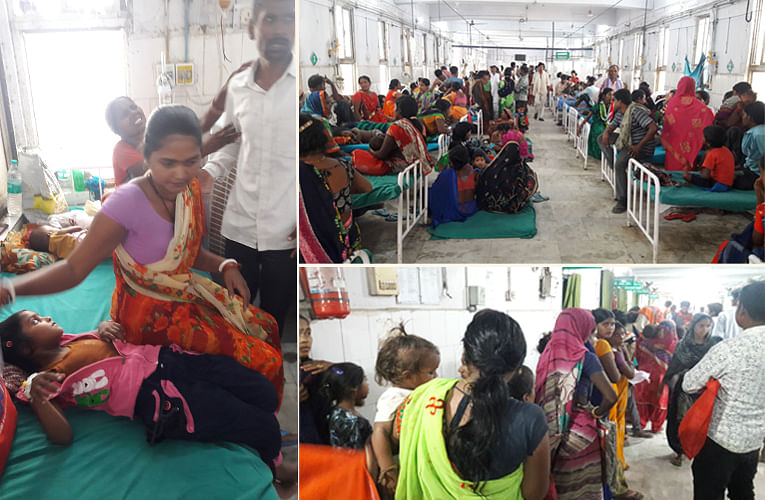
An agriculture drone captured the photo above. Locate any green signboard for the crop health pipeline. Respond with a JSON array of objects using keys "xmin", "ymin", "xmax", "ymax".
[
  {"xmin": 555, "ymin": 51, "xmax": 570, "ymax": 60},
  {"xmin": 614, "ymin": 278, "xmax": 635, "ymax": 287}
]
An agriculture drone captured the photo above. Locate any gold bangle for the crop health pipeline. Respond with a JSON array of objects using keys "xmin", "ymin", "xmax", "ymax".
[{"xmin": 591, "ymin": 406, "xmax": 602, "ymax": 419}]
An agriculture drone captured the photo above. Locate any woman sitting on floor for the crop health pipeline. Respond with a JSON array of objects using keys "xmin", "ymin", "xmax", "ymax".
[
  {"xmin": 660, "ymin": 76, "xmax": 715, "ymax": 172},
  {"xmin": 0, "ymin": 105, "xmax": 283, "ymax": 395},
  {"xmin": 475, "ymin": 141, "xmax": 539, "ymax": 214},
  {"xmin": 352, "ymin": 76, "xmax": 387, "ymax": 123},
  {"xmin": 577, "ymin": 88, "xmax": 613, "ymax": 160},
  {"xmin": 429, "ymin": 144, "xmax": 479, "ymax": 228},
  {"xmin": 352, "ymin": 96, "xmax": 433, "ymax": 176}
]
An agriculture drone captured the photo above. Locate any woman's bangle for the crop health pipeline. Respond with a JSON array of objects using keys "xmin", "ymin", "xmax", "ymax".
[
  {"xmin": 591, "ymin": 406, "xmax": 602, "ymax": 419},
  {"xmin": 218, "ymin": 258, "xmax": 241, "ymax": 273},
  {"xmin": 23, "ymin": 372, "xmax": 39, "ymax": 400}
]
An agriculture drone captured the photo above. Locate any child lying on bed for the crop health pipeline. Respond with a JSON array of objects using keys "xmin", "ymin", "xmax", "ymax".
[
  {"xmin": 0, "ymin": 310, "xmax": 289, "ymax": 478},
  {"xmin": 28, "ymin": 225, "xmax": 88, "ymax": 260}
]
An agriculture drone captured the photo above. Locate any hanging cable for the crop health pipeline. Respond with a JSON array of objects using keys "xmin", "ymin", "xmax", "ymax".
[{"xmin": 744, "ymin": 0, "xmax": 753, "ymax": 22}]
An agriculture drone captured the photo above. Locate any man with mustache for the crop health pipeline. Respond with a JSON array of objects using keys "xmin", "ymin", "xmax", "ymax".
[{"xmin": 199, "ymin": 0, "xmax": 296, "ymax": 337}]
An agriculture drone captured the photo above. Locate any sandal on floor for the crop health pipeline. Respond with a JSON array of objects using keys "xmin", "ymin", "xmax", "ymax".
[
  {"xmin": 664, "ymin": 212, "xmax": 685, "ymax": 221},
  {"xmin": 373, "ymin": 209, "xmax": 391, "ymax": 217},
  {"xmin": 614, "ymin": 491, "xmax": 643, "ymax": 500},
  {"xmin": 682, "ymin": 213, "xmax": 697, "ymax": 222}
]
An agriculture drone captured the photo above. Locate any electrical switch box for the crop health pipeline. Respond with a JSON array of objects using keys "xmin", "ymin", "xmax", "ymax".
[
  {"xmin": 367, "ymin": 268, "xmax": 399, "ymax": 295},
  {"xmin": 175, "ymin": 63, "xmax": 195, "ymax": 85}
]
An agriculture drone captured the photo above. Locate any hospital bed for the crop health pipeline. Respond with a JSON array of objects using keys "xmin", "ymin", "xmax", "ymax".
[{"xmin": 0, "ymin": 260, "xmax": 279, "ymax": 500}]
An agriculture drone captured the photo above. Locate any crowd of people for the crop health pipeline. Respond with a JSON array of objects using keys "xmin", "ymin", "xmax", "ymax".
[
  {"xmin": 300, "ymin": 281, "xmax": 765, "ymax": 499},
  {"xmin": 299, "ymin": 62, "xmax": 556, "ymax": 263}
]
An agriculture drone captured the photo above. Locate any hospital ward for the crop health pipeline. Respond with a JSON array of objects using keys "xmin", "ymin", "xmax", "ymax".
[
  {"xmin": 299, "ymin": 265, "xmax": 765, "ymax": 500},
  {"xmin": 0, "ymin": 0, "xmax": 297, "ymax": 498},
  {"xmin": 298, "ymin": 0, "xmax": 765, "ymax": 264}
]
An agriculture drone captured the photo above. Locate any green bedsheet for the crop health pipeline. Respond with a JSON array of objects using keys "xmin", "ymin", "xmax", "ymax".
[
  {"xmin": 0, "ymin": 260, "xmax": 277, "ymax": 500},
  {"xmin": 639, "ymin": 172, "xmax": 756, "ymax": 212},
  {"xmin": 428, "ymin": 205, "xmax": 537, "ymax": 240},
  {"xmin": 351, "ymin": 174, "xmax": 411, "ymax": 209}
]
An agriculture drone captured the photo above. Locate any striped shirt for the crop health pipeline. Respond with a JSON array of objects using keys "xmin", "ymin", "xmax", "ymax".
[
  {"xmin": 611, "ymin": 106, "xmax": 657, "ymax": 158},
  {"xmin": 683, "ymin": 324, "xmax": 765, "ymax": 453}
]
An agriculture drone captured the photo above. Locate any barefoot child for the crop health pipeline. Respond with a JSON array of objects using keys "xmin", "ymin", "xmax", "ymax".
[{"xmin": 371, "ymin": 327, "xmax": 440, "ymax": 498}]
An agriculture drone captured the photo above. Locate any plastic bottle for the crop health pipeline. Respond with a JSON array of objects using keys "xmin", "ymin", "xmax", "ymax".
[{"xmin": 7, "ymin": 159, "xmax": 22, "ymax": 217}]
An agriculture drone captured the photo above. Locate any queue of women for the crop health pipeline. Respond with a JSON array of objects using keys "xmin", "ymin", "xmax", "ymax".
[
  {"xmin": 300, "ymin": 281, "xmax": 765, "ymax": 499},
  {"xmin": 299, "ymin": 65, "xmax": 549, "ymax": 263}
]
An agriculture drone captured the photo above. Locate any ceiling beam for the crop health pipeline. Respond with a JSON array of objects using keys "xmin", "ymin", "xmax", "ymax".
[{"xmin": 397, "ymin": 0, "xmax": 653, "ymax": 8}]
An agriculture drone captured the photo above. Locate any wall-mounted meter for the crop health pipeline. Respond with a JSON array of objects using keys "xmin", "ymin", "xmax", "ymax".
[
  {"xmin": 367, "ymin": 268, "xmax": 399, "ymax": 295},
  {"xmin": 467, "ymin": 286, "xmax": 485, "ymax": 312}
]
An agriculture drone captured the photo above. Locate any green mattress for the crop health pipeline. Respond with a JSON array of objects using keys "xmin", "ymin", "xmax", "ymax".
[
  {"xmin": 639, "ymin": 172, "xmax": 756, "ymax": 212},
  {"xmin": 0, "ymin": 261, "xmax": 277, "ymax": 500},
  {"xmin": 352, "ymin": 174, "xmax": 411, "ymax": 209},
  {"xmin": 428, "ymin": 205, "xmax": 537, "ymax": 240}
]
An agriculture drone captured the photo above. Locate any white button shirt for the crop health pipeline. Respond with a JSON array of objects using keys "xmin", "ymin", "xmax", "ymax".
[{"xmin": 204, "ymin": 58, "xmax": 296, "ymax": 251}]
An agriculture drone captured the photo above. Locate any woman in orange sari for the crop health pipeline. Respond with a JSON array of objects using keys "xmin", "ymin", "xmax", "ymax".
[
  {"xmin": 660, "ymin": 76, "xmax": 715, "ymax": 171},
  {"xmin": 352, "ymin": 76, "xmax": 386, "ymax": 123},
  {"xmin": 382, "ymin": 79, "xmax": 404, "ymax": 120},
  {"xmin": 0, "ymin": 105, "xmax": 282, "ymax": 397}
]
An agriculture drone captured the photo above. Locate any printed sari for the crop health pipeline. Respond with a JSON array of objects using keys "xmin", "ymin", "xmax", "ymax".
[
  {"xmin": 351, "ymin": 91, "xmax": 386, "ymax": 122},
  {"xmin": 660, "ymin": 76, "xmax": 714, "ymax": 171},
  {"xmin": 302, "ymin": 90, "xmax": 332, "ymax": 119},
  {"xmin": 535, "ymin": 309, "xmax": 602, "ymax": 500},
  {"xmin": 588, "ymin": 102, "xmax": 609, "ymax": 160},
  {"xmin": 352, "ymin": 118, "xmax": 433, "ymax": 176},
  {"xmin": 634, "ymin": 320, "xmax": 677, "ymax": 432},
  {"xmin": 382, "ymin": 90, "xmax": 400, "ymax": 119},
  {"xmin": 396, "ymin": 378, "xmax": 524, "ymax": 499},
  {"xmin": 110, "ymin": 179, "xmax": 283, "ymax": 397}
]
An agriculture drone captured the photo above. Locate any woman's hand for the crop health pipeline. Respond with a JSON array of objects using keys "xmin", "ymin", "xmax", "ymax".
[
  {"xmin": 299, "ymin": 383, "xmax": 309, "ymax": 403},
  {"xmin": 97, "ymin": 321, "xmax": 125, "ymax": 343},
  {"xmin": 301, "ymin": 359, "xmax": 332, "ymax": 374},
  {"xmin": 30, "ymin": 372, "xmax": 65, "ymax": 402},
  {"xmin": 0, "ymin": 286, "xmax": 13, "ymax": 307},
  {"xmin": 223, "ymin": 267, "xmax": 252, "ymax": 305}
]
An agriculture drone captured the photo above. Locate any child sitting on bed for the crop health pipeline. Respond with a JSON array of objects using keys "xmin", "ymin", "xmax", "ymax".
[
  {"xmin": 28, "ymin": 225, "xmax": 87, "ymax": 260},
  {"xmin": 682, "ymin": 125, "xmax": 735, "ymax": 191},
  {"xmin": 0, "ymin": 310, "xmax": 290, "ymax": 478},
  {"xmin": 371, "ymin": 326, "xmax": 439, "ymax": 499}
]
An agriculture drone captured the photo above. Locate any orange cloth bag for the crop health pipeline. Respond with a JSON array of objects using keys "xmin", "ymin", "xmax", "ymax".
[
  {"xmin": 299, "ymin": 444, "xmax": 380, "ymax": 500},
  {"xmin": 679, "ymin": 378, "xmax": 721, "ymax": 458}
]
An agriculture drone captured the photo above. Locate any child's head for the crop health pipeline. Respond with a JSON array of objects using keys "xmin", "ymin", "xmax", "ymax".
[
  {"xmin": 642, "ymin": 324, "xmax": 658, "ymax": 338},
  {"xmin": 375, "ymin": 324, "xmax": 440, "ymax": 389},
  {"xmin": 703, "ymin": 125, "xmax": 727, "ymax": 149},
  {"xmin": 507, "ymin": 365, "xmax": 534, "ymax": 403},
  {"xmin": 0, "ymin": 310, "xmax": 64, "ymax": 373},
  {"xmin": 299, "ymin": 113, "xmax": 328, "ymax": 157},
  {"xmin": 449, "ymin": 144, "xmax": 471, "ymax": 170},
  {"xmin": 696, "ymin": 90, "xmax": 710, "ymax": 105},
  {"xmin": 105, "ymin": 96, "xmax": 145, "ymax": 141},
  {"xmin": 723, "ymin": 90, "xmax": 734, "ymax": 102},
  {"xmin": 28, "ymin": 225, "xmax": 55, "ymax": 252},
  {"xmin": 299, "ymin": 314, "xmax": 312, "ymax": 360},
  {"xmin": 368, "ymin": 131, "xmax": 385, "ymax": 150},
  {"xmin": 537, "ymin": 332, "xmax": 552, "ymax": 354},
  {"xmin": 472, "ymin": 152, "xmax": 487, "ymax": 169},
  {"xmin": 320, "ymin": 362, "xmax": 368, "ymax": 406},
  {"xmin": 452, "ymin": 122, "xmax": 473, "ymax": 143}
]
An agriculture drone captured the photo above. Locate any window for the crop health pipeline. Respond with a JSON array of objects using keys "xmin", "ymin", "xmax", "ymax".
[
  {"xmin": 23, "ymin": 30, "xmax": 125, "ymax": 170},
  {"xmin": 335, "ymin": 7, "xmax": 354, "ymax": 61},
  {"xmin": 378, "ymin": 21, "xmax": 388, "ymax": 63},
  {"xmin": 379, "ymin": 65, "xmax": 389, "ymax": 95},
  {"xmin": 748, "ymin": 0, "xmax": 765, "ymax": 99},
  {"xmin": 694, "ymin": 16, "xmax": 710, "ymax": 65},
  {"xmin": 422, "ymin": 34, "xmax": 428, "ymax": 66},
  {"xmin": 337, "ymin": 63, "xmax": 355, "ymax": 94},
  {"xmin": 618, "ymin": 38, "xmax": 624, "ymax": 68},
  {"xmin": 434, "ymin": 37, "xmax": 439, "ymax": 65},
  {"xmin": 656, "ymin": 26, "xmax": 669, "ymax": 92},
  {"xmin": 632, "ymin": 32, "xmax": 644, "ymax": 89},
  {"xmin": 403, "ymin": 30, "xmax": 412, "ymax": 76}
]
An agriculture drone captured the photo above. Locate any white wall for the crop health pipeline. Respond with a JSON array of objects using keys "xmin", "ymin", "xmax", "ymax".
[
  {"xmin": 590, "ymin": 0, "xmax": 756, "ymax": 105},
  {"xmin": 306, "ymin": 266, "xmax": 570, "ymax": 422}
]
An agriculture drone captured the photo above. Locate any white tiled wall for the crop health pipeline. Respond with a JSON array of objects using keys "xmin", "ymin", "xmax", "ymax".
[{"xmin": 305, "ymin": 266, "xmax": 593, "ymax": 422}]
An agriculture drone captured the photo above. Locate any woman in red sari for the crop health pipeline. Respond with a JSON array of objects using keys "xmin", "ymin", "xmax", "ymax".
[
  {"xmin": 634, "ymin": 320, "xmax": 677, "ymax": 433},
  {"xmin": 351, "ymin": 76, "xmax": 386, "ymax": 123},
  {"xmin": 660, "ymin": 76, "xmax": 715, "ymax": 171}
]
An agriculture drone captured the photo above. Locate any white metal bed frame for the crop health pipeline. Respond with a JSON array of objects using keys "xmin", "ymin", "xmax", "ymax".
[
  {"xmin": 396, "ymin": 160, "xmax": 429, "ymax": 263},
  {"xmin": 566, "ymin": 106, "xmax": 579, "ymax": 142},
  {"xmin": 458, "ymin": 109, "xmax": 483, "ymax": 138},
  {"xmin": 575, "ymin": 121, "xmax": 590, "ymax": 170},
  {"xmin": 627, "ymin": 158, "xmax": 662, "ymax": 263},
  {"xmin": 601, "ymin": 144, "xmax": 617, "ymax": 197},
  {"xmin": 437, "ymin": 133, "xmax": 451, "ymax": 161}
]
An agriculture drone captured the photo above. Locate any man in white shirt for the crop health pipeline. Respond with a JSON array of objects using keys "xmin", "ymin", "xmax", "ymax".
[
  {"xmin": 713, "ymin": 289, "xmax": 744, "ymax": 340},
  {"xmin": 199, "ymin": 0, "xmax": 295, "ymax": 335},
  {"xmin": 683, "ymin": 281, "xmax": 765, "ymax": 499},
  {"xmin": 489, "ymin": 65, "xmax": 501, "ymax": 118},
  {"xmin": 531, "ymin": 62, "xmax": 551, "ymax": 121}
]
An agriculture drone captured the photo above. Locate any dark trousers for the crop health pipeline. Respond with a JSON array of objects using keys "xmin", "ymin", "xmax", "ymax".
[
  {"xmin": 134, "ymin": 348, "xmax": 281, "ymax": 468},
  {"xmin": 732, "ymin": 169, "xmax": 758, "ymax": 190},
  {"xmin": 692, "ymin": 437, "xmax": 759, "ymax": 500},
  {"xmin": 688, "ymin": 173, "xmax": 716, "ymax": 188},
  {"xmin": 225, "ymin": 239, "xmax": 295, "ymax": 337}
]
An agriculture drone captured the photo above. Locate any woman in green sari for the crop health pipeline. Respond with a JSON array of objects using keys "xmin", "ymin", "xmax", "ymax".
[
  {"xmin": 391, "ymin": 310, "xmax": 550, "ymax": 499},
  {"xmin": 577, "ymin": 88, "xmax": 613, "ymax": 160}
]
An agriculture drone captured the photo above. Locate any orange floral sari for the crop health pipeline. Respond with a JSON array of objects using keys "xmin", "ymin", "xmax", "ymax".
[{"xmin": 110, "ymin": 179, "xmax": 283, "ymax": 398}]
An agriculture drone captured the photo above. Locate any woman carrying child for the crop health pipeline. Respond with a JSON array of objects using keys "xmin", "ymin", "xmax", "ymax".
[
  {"xmin": 372, "ymin": 326, "xmax": 440, "ymax": 499},
  {"xmin": 0, "ymin": 106, "xmax": 282, "ymax": 393},
  {"xmin": 393, "ymin": 310, "xmax": 550, "ymax": 499}
]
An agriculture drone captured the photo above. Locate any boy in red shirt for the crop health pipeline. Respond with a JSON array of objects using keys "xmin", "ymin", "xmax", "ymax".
[{"xmin": 683, "ymin": 125, "xmax": 735, "ymax": 191}]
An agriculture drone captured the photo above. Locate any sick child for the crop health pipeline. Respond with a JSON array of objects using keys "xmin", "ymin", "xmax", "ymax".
[
  {"xmin": 682, "ymin": 125, "xmax": 735, "ymax": 191},
  {"xmin": 371, "ymin": 326, "xmax": 440, "ymax": 498},
  {"xmin": 28, "ymin": 225, "xmax": 88, "ymax": 259},
  {"xmin": 0, "ymin": 310, "xmax": 292, "ymax": 480}
]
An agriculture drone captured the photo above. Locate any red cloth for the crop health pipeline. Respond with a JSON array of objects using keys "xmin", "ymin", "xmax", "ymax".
[
  {"xmin": 112, "ymin": 140, "xmax": 143, "ymax": 186},
  {"xmin": 701, "ymin": 147, "xmax": 735, "ymax": 186},
  {"xmin": 679, "ymin": 378, "xmax": 721, "ymax": 458},
  {"xmin": 352, "ymin": 91, "xmax": 386, "ymax": 122},
  {"xmin": 660, "ymin": 76, "xmax": 715, "ymax": 171},
  {"xmin": 634, "ymin": 321, "xmax": 677, "ymax": 431}
]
